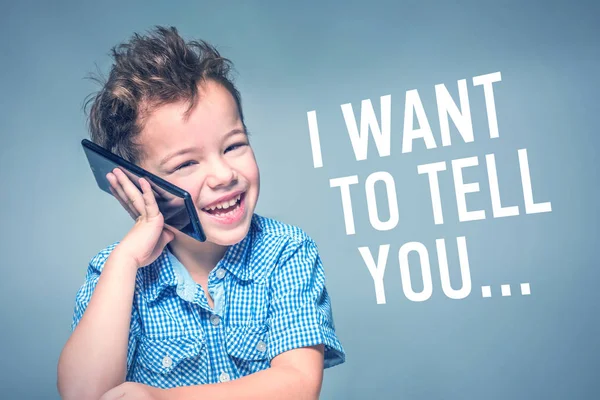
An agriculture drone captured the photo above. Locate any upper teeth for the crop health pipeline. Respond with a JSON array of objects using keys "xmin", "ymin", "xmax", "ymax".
[{"xmin": 204, "ymin": 194, "xmax": 241, "ymax": 211}]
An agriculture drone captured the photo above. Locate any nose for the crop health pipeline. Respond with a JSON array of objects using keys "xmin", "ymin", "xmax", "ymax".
[{"xmin": 205, "ymin": 156, "xmax": 237, "ymax": 189}]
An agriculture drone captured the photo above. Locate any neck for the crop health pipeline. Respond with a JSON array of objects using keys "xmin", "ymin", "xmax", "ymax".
[{"xmin": 167, "ymin": 234, "xmax": 228, "ymax": 278}]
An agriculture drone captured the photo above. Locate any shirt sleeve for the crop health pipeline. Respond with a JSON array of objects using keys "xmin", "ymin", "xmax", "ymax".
[
  {"xmin": 70, "ymin": 250, "xmax": 141, "ymax": 371},
  {"xmin": 266, "ymin": 238, "xmax": 345, "ymax": 369}
]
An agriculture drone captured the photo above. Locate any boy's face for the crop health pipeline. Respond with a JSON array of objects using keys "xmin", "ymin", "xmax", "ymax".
[{"xmin": 137, "ymin": 80, "xmax": 260, "ymax": 246}]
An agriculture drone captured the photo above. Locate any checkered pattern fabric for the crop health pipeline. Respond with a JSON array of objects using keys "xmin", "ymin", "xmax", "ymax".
[{"xmin": 71, "ymin": 214, "xmax": 345, "ymax": 388}]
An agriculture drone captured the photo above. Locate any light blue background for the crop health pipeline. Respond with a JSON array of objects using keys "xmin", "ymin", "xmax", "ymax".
[{"xmin": 1, "ymin": 1, "xmax": 598, "ymax": 399}]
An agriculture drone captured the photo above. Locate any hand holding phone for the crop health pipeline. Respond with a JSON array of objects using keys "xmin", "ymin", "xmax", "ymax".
[
  {"xmin": 81, "ymin": 139, "xmax": 205, "ymax": 242},
  {"xmin": 107, "ymin": 166, "xmax": 184, "ymax": 223},
  {"xmin": 107, "ymin": 167, "xmax": 176, "ymax": 268}
]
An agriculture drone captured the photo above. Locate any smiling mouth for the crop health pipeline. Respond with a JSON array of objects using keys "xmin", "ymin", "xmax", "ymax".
[{"xmin": 201, "ymin": 193, "xmax": 244, "ymax": 217}]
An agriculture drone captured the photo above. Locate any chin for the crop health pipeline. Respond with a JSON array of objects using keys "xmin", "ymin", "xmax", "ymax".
[{"xmin": 204, "ymin": 219, "xmax": 252, "ymax": 246}]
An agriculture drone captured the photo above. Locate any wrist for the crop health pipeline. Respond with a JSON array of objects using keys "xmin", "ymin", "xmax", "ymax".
[{"xmin": 107, "ymin": 246, "xmax": 143, "ymax": 271}]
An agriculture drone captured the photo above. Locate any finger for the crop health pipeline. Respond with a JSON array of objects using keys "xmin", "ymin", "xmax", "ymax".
[
  {"xmin": 109, "ymin": 185, "xmax": 138, "ymax": 220},
  {"xmin": 139, "ymin": 177, "xmax": 160, "ymax": 218},
  {"xmin": 164, "ymin": 224, "xmax": 178, "ymax": 236},
  {"xmin": 157, "ymin": 228, "xmax": 175, "ymax": 249},
  {"xmin": 112, "ymin": 168, "xmax": 146, "ymax": 216},
  {"xmin": 107, "ymin": 172, "xmax": 138, "ymax": 218}
]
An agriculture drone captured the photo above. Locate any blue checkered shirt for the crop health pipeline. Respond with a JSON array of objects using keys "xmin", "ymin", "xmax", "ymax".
[{"xmin": 71, "ymin": 214, "xmax": 345, "ymax": 388}]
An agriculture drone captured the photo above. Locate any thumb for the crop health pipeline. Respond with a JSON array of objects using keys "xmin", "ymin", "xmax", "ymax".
[
  {"xmin": 165, "ymin": 229, "xmax": 175, "ymax": 243},
  {"xmin": 157, "ymin": 228, "xmax": 175, "ymax": 249}
]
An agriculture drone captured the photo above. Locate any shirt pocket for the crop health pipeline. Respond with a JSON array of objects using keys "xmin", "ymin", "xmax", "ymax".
[
  {"xmin": 132, "ymin": 334, "xmax": 207, "ymax": 388},
  {"xmin": 225, "ymin": 324, "xmax": 270, "ymax": 376}
]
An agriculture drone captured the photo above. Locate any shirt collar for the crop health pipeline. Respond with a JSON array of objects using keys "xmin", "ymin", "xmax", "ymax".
[
  {"xmin": 219, "ymin": 214, "xmax": 261, "ymax": 282},
  {"xmin": 141, "ymin": 249, "xmax": 178, "ymax": 303},
  {"xmin": 141, "ymin": 214, "xmax": 263, "ymax": 302}
]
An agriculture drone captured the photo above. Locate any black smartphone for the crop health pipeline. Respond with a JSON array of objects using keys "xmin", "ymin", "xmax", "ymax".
[{"xmin": 81, "ymin": 139, "xmax": 206, "ymax": 242}]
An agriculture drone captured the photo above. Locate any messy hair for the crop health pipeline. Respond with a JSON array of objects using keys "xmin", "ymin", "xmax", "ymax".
[{"xmin": 85, "ymin": 26, "xmax": 244, "ymax": 163}]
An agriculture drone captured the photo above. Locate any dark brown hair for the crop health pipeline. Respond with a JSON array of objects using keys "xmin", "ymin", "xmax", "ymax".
[{"xmin": 85, "ymin": 26, "xmax": 244, "ymax": 163}]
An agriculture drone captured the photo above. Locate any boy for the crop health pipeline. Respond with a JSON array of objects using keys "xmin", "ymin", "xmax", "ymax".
[{"xmin": 57, "ymin": 26, "xmax": 345, "ymax": 400}]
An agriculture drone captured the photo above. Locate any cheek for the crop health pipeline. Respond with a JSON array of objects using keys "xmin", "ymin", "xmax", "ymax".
[
  {"xmin": 175, "ymin": 176, "xmax": 203, "ymax": 201},
  {"xmin": 246, "ymin": 163, "xmax": 260, "ymax": 187},
  {"xmin": 241, "ymin": 151, "xmax": 260, "ymax": 186},
  {"xmin": 243, "ymin": 168, "xmax": 260, "ymax": 197}
]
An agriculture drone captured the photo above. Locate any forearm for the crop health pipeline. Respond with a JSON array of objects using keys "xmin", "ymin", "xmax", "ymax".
[
  {"xmin": 166, "ymin": 365, "xmax": 322, "ymax": 400},
  {"xmin": 57, "ymin": 250, "xmax": 138, "ymax": 400}
]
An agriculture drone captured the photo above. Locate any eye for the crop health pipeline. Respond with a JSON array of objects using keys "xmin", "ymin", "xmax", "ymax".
[
  {"xmin": 225, "ymin": 142, "xmax": 247, "ymax": 153},
  {"xmin": 174, "ymin": 161, "xmax": 196, "ymax": 171}
]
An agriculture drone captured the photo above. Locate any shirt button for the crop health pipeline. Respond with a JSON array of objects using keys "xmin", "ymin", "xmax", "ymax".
[
  {"xmin": 162, "ymin": 355, "xmax": 173, "ymax": 369},
  {"xmin": 219, "ymin": 371, "xmax": 230, "ymax": 383},
  {"xmin": 210, "ymin": 314, "xmax": 221, "ymax": 326},
  {"xmin": 256, "ymin": 340, "xmax": 267, "ymax": 353},
  {"xmin": 216, "ymin": 268, "xmax": 226, "ymax": 279}
]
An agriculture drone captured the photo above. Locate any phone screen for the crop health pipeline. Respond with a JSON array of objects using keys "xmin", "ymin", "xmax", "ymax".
[{"xmin": 82, "ymin": 141, "xmax": 205, "ymax": 242}]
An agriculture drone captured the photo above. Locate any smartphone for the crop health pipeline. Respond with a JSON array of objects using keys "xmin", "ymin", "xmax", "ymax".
[{"xmin": 81, "ymin": 139, "xmax": 206, "ymax": 242}]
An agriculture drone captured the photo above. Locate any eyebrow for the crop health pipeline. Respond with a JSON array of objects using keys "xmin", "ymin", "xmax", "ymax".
[
  {"xmin": 158, "ymin": 128, "xmax": 247, "ymax": 167},
  {"xmin": 159, "ymin": 147, "xmax": 196, "ymax": 167},
  {"xmin": 226, "ymin": 128, "xmax": 246, "ymax": 138}
]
